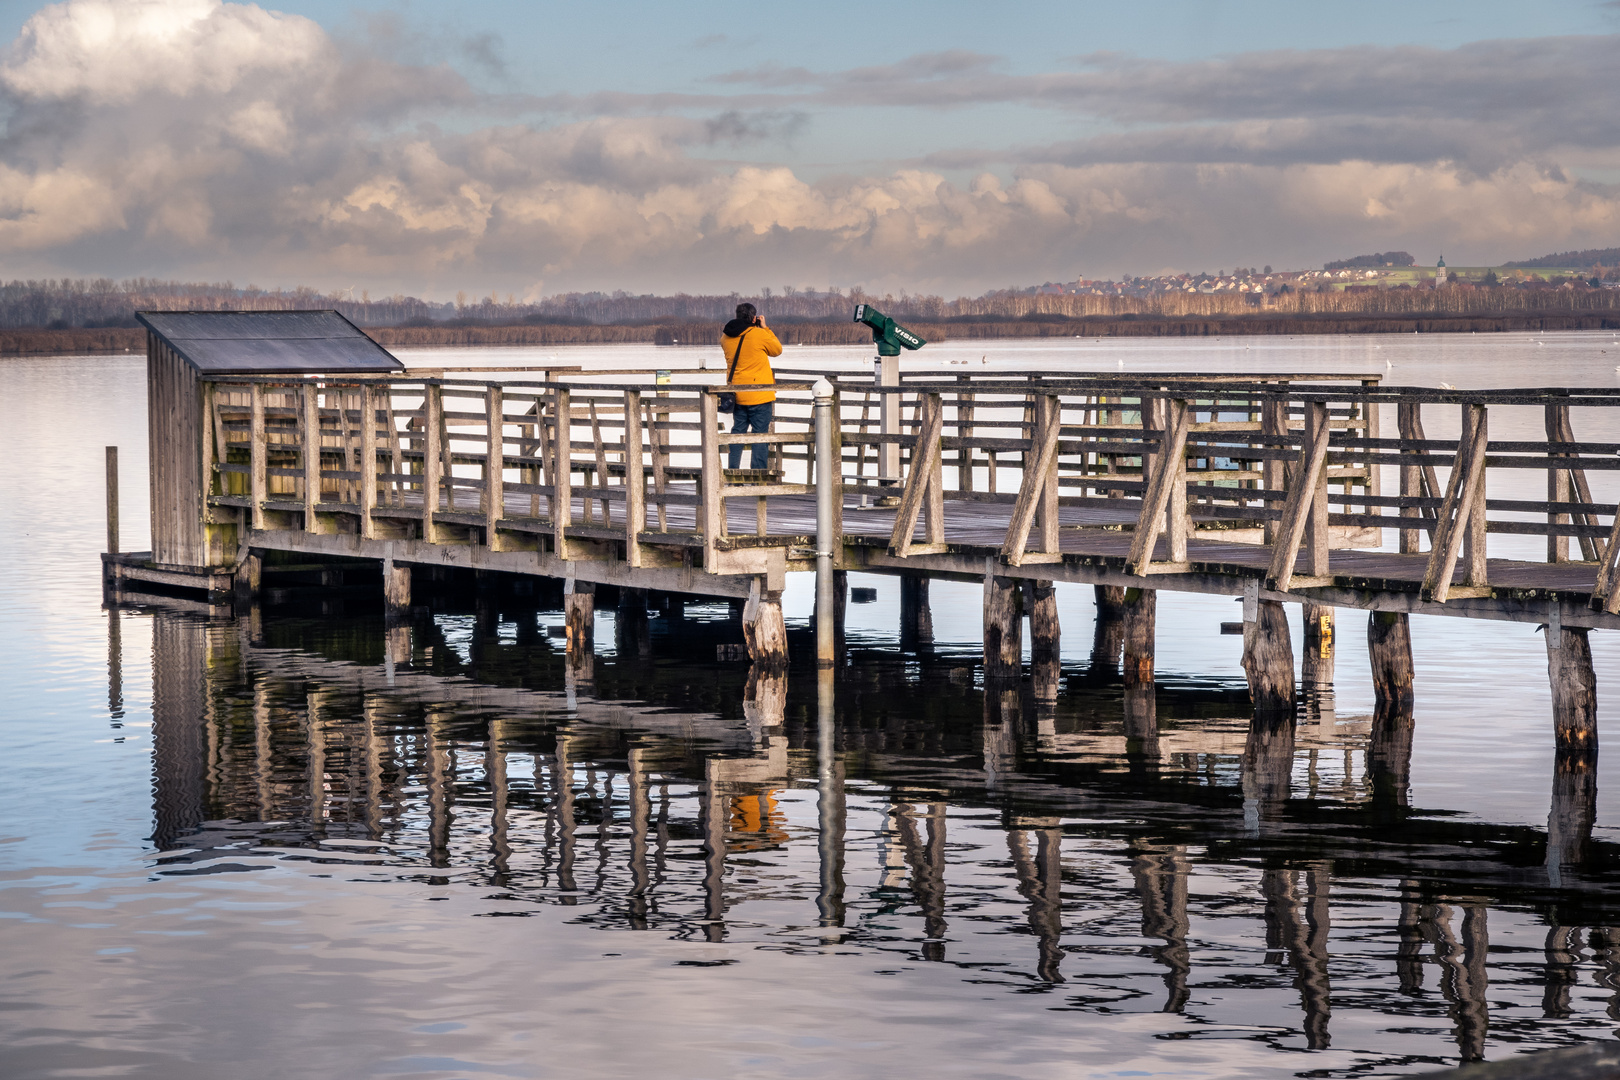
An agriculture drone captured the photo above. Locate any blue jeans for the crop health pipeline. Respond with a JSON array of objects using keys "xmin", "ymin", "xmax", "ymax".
[{"xmin": 728, "ymin": 401, "xmax": 774, "ymax": 469}]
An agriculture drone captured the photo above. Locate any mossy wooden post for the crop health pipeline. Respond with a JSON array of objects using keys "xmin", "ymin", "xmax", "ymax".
[
  {"xmin": 1122, "ymin": 587, "xmax": 1155, "ymax": 688},
  {"xmin": 382, "ymin": 546, "xmax": 411, "ymax": 621},
  {"xmin": 564, "ymin": 575, "xmax": 595, "ymax": 660},
  {"xmin": 1025, "ymin": 579, "xmax": 1059, "ymax": 665},
  {"xmin": 234, "ymin": 551, "xmax": 261, "ymax": 600},
  {"xmin": 742, "ymin": 577, "xmax": 788, "ymax": 673},
  {"xmin": 983, "ymin": 561, "xmax": 1022, "ymax": 680},
  {"xmin": 1301, "ymin": 602, "xmax": 1334, "ymax": 693},
  {"xmin": 1367, "ymin": 610, "xmax": 1414, "ymax": 714},
  {"xmin": 1545, "ymin": 614, "xmax": 1597, "ymax": 754},
  {"xmin": 1243, "ymin": 598, "xmax": 1294, "ymax": 716},
  {"xmin": 900, "ymin": 574, "xmax": 933, "ymax": 651}
]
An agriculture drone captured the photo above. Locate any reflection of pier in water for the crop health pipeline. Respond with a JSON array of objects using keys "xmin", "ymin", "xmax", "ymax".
[{"xmin": 138, "ymin": 602, "xmax": 1620, "ymax": 1063}]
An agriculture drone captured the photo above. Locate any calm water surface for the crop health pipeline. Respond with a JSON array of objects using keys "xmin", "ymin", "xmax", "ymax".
[{"xmin": 6, "ymin": 333, "xmax": 1620, "ymax": 1078}]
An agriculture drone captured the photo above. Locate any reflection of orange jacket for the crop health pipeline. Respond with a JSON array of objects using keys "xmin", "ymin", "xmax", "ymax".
[{"xmin": 721, "ymin": 326, "xmax": 782, "ymax": 405}]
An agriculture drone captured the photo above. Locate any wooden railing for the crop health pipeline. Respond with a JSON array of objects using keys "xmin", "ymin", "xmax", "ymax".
[{"xmin": 198, "ymin": 369, "xmax": 1620, "ymax": 607}]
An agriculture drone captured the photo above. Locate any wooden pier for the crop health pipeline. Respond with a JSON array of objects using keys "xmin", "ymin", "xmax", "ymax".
[{"xmin": 106, "ymin": 311, "xmax": 1620, "ymax": 751}]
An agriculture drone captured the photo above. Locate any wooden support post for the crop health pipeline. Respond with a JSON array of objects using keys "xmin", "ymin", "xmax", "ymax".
[
  {"xmin": 565, "ymin": 577, "xmax": 595, "ymax": 658},
  {"xmin": 1262, "ymin": 397, "xmax": 1286, "ymax": 546},
  {"xmin": 1026, "ymin": 579, "xmax": 1060, "ymax": 665},
  {"xmin": 1367, "ymin": 610, "xmax": 1414, "ymax": 714},
  {"xmin": 900, "ymin": 574, "xmax": 933, "ymax": 651},
  {"xmin": 983, "ymin": 564, "xmax": 1022, "ymax": 680},
  {"xmin": 233, "ymin": 550, "xmax": 261, "ymax": 599},
  {"xmin": 249, "ymin": 385, "xmax": 267, "ymax": 530},
  {"xmin": 1088, "ymin": 584, "xmax": 1126, "ymax": 681},
  {"xmin": 1122, "ymin": 586, "xmax": 1155, "ymax": 688},
  {"xmin": 1547, "ymin": 401, "xmax": 1601, "ymax": 563},
  {"xmin": 1266, "ymin": 400, "xmax": 1331, "ymax": 591},
  {"xmin": 423, "ymin": 384, "xmax": 443, "ymax": 543},
  {"xmin": 623, "ymin": 389, "xmax": 646, "ymax": 567},
  {"xmin": 382, "ymin": 550, "xmax": 411, "ymax": 619},
  {"xmin": 1242, "ymin": 599, "xmax": 1295, "ymax": 716},
  {"xmin": 105, "ymin": 445, "xmax": 119, "ymax": 554},
  {"xmin": 700, "ymin": 391, "xmax": 722, "ymax": 563},
  {"xmin": 616, "ymin": 587, "xmax": 651, "ymax": 657},
  {"xmin": 1546, "ymin": 621, "xmax": 1597, "ymax": 754},
  {"xmin": 551, "ymin": 387, "xmax": 571, "ymax": 555},
  {"xmin": 359, "ymin": 384, "xmax": 377, "ymax": 540},
  {"xmin": 302, "ymin": 383, "xmax": 320, "ymax": 531},
  {"xmin": 484, "ymin": 385, "xmax": 504, "ymax": 549},
  {"xmin": 742, "ymin": 578, "xmax": 788, "ymax": 673},
  {"xmin": 1301, "ymin": 602, "xmax": 1334, "ymax": 693}
]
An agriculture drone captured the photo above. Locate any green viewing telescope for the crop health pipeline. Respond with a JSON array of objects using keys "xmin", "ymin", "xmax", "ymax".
[{"xmin": 852, "ymin": 304, "xmax": 926, "ymax": 357}]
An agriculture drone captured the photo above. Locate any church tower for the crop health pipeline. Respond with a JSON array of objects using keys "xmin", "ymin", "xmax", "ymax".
[{"xmin": 1435, "ymin": 255, "xmax": 1447, "ymax": 287}]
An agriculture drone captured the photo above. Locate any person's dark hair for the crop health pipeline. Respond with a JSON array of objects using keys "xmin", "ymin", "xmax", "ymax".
[{"xmin": 735, "ymin": 302, "xmax": 757, "ymax": 322}]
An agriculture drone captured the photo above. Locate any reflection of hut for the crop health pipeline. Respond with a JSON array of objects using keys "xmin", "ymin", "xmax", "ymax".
[{"xmin": 137, "ymin": 311, "xmax": 402, "ymax": 572}]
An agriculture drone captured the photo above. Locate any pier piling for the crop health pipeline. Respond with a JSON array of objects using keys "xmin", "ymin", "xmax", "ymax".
[
  {"xmin": 900, "ymin": 574, "xmax": 933, "ymax": 651},
  {"xmin": 1122, "ymin": 587, "xmax": 1155, "ymax": 688},
  {"xmin": 1546, "ymin": 619, "xmax": 1598, "ymax": 753},
  {"xmin": 1243, "ymin": 599, "xmax": 1295, "ymax": 716},
  {"xmin": 983, "ymin": 570, "xmax": 1022, "ymax": 680}
]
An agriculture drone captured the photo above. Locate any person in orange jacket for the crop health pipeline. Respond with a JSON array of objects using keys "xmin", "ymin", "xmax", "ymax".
[{"xmin": 720, "ymin": 301, "xmax": 783, "ymax": 470}]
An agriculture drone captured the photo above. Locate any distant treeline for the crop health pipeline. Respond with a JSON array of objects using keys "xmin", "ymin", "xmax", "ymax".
[
  {"xmin": 1325, "ymin": 251, "xmax": 1415, "ymax": 270},
  {"xmin": 1504, "ymin": 248, "xmax": 1620, "ymax": 268}
]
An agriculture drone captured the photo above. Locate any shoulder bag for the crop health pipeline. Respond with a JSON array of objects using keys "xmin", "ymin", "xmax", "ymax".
[{"xmin": 718, "ymin": 328, "xmax": 750, "ymax": 414}]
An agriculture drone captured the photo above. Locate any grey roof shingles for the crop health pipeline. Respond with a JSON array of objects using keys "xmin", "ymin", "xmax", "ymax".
[{"xmin": 135, "ymin": 310, "xmax": 404, "ymax": 374}]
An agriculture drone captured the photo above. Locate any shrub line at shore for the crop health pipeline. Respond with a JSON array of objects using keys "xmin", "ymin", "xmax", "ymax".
[{"xmin": 5, "ymin": 311, "xmax": 1619, "ymax": 357}]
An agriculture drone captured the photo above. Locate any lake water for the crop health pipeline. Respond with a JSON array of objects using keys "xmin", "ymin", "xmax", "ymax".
[{"xmin": 5, "ymin": 332, "xmax": 1620, "ymax": 1079}]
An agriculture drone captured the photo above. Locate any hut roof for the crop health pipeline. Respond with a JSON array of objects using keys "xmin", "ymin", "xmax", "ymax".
[{"xmin": 135, "ymin": 310, "xmax": 403, "ymax": 374}]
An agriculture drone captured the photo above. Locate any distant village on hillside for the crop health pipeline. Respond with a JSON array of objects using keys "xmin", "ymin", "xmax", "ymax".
[{"xmin": 1022, "ymin": 248, "xmax": 1620, "ymax": 300}]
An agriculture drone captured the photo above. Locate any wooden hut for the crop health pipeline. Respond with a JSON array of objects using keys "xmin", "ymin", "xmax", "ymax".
[{"xmin": 137, "ymin": 310, "xmax": 402, "ymax": 570}]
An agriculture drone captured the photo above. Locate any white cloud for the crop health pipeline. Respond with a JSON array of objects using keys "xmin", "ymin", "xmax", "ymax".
[{"xmin": 0, "ymin": 0, "xmax": 1613, "ymax": 293}]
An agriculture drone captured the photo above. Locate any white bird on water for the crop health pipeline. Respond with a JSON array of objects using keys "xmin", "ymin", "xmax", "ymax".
[
  {"xmin": 1117, "ymin": 358, "xmax": 1125, "ymax": 368},
  {"xmin": 1439, "ymin": 382, "xmax": 1455, "ymax": 390},
  {"xmin": 1386, "ymin": 358, "xmax": 1394, "ymax": 369}
]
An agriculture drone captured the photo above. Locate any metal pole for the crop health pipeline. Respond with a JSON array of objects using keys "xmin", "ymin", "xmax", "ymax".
[
  {"xmin": 105, "ymin": 445, "xmax": 119, "ymax": 555},
  {"xmin": 814, "ymin": 378, "xmax": 837, "ymax": 668},
  {"xmin": 876, "ymin": 355, "xmax": 900, "ymax": 483}
]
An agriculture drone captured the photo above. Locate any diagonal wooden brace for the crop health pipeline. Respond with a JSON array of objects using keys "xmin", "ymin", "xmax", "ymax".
[
  {"xmin": 1422, "ymin": 403, "xmax": 1489, "ymax": 603},
  {"xmin": 1265, "ymin": 400, "xmax": 1331, "ymax": 592},
  {"xmin": 1125, "ymin": 398, "xmax": 1189, "ymax": 577},
  {"xmin": 889, "ymin": 393, "xmax": 944, "ymax": 557},
  {"xmin": 1001, "ymin": 394, "xmax": 1063, "ymax": 566}
]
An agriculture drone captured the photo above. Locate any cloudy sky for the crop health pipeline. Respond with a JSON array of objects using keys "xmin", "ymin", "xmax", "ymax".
[{"xmin": 0, "ymin": 0, "xmax": 1615, "ymax": 299}]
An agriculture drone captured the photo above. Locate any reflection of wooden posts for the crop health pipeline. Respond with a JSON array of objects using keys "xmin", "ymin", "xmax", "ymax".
[
  {"xmin": 253, "ymin": 681, "xmax": 274, "ymax": 821},
  {"xmin": 1396, "ymin": 882, "xmax": 1425, "ymax": 994},
  {"xmin": 616, "ymin": 587, "xmax": 650, "ymax": 657},
  {"xmin": 1121, "ymin": 587, "xmax": 1155, "ymax": 687},
  {"xmin": 1243, "ymin": 714, "xmax": 1295, "ymax": 827},
  {"xmin": 1261, "ymin": 867, "xmax": 1332, "ymax": 1049},
  {"xmin": 1434, "ymin": 903, "xmax": 1490, "ymax": 1063},
  {"xmin": 107, "ymin": 608, "xmax": 124, "ymax": 722},
  {"xmin": 361, "ymin": 691, "xmax": 387, "ymax": 838},
  {"xmin": 701, "ymin": 763, "xmax": 727, "ymax": 942},
  {"xmin": 900, "ymin": 574, "xmax": 933, "ymax": 651},
  {"xmin": 151, "ymin": 613, "xmax": 210, "ymax": 850},
  {"xmin": 1547, "ymin": 751, "xmax": 1597, "ymax": 874},
  {"xmin": 982, "ymin": 684, "xmax": 1021, "ymax": 788},
  {"xmin": 896, "ymin": 803, "xmax": 948, "ymax": 961},
  {"xmin": 1594, "ymin": 928, "xmax": 1620, "ymax": 1022},
  {"xmin": 425, "ymin": 708, "xmax": 452, "ymax": 869},
  {"xmin": 817, "ymin": 668, "xmax": 846, "ymax": 928},
  {"xmin": 1243, "ymin": 599, "xmax": 1294, "ymax": 716},
  {"xmin": 1132, "ymin": 844, "xmax": 1191, "ymax": 1012},
  {"xmin": 1542, "ymin": 924, "xmax": 1581, "ymax": 1019},
  {"xmin": 743, "ymin": 669, "xmax": 787, "ymax": 739},
  {"xmin": 487, "ymin": 718, "xmax": 511, "ymax": 883},
  {"xmin": 552, "ymin": 741, "xmax": 577, "ymax": 898},
  {"xmin": 1123, "ymin": 684, "xmax": 1159, "ymax": 767},
  {"xmin": 983, "ymin": 568, "xmax": 1022, "ymax": 680},
  {"xmin": 306, "ymin": 688, "xmax": 328, "ymax": 837},
  {"xmin": 1089, "ymin": 584, "xmax": 1126, "ymax": 680},
  {"xmin": 1010, "ymin": 821, "xmax": 1065, "ymax": 984},
  {"xmin": 1369, "ymin": 699, "xmax": 1416, "ymax": 810},
  {"xmin": 627, "ymin": 748, "xmax": 651, "ymax": 930}
]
